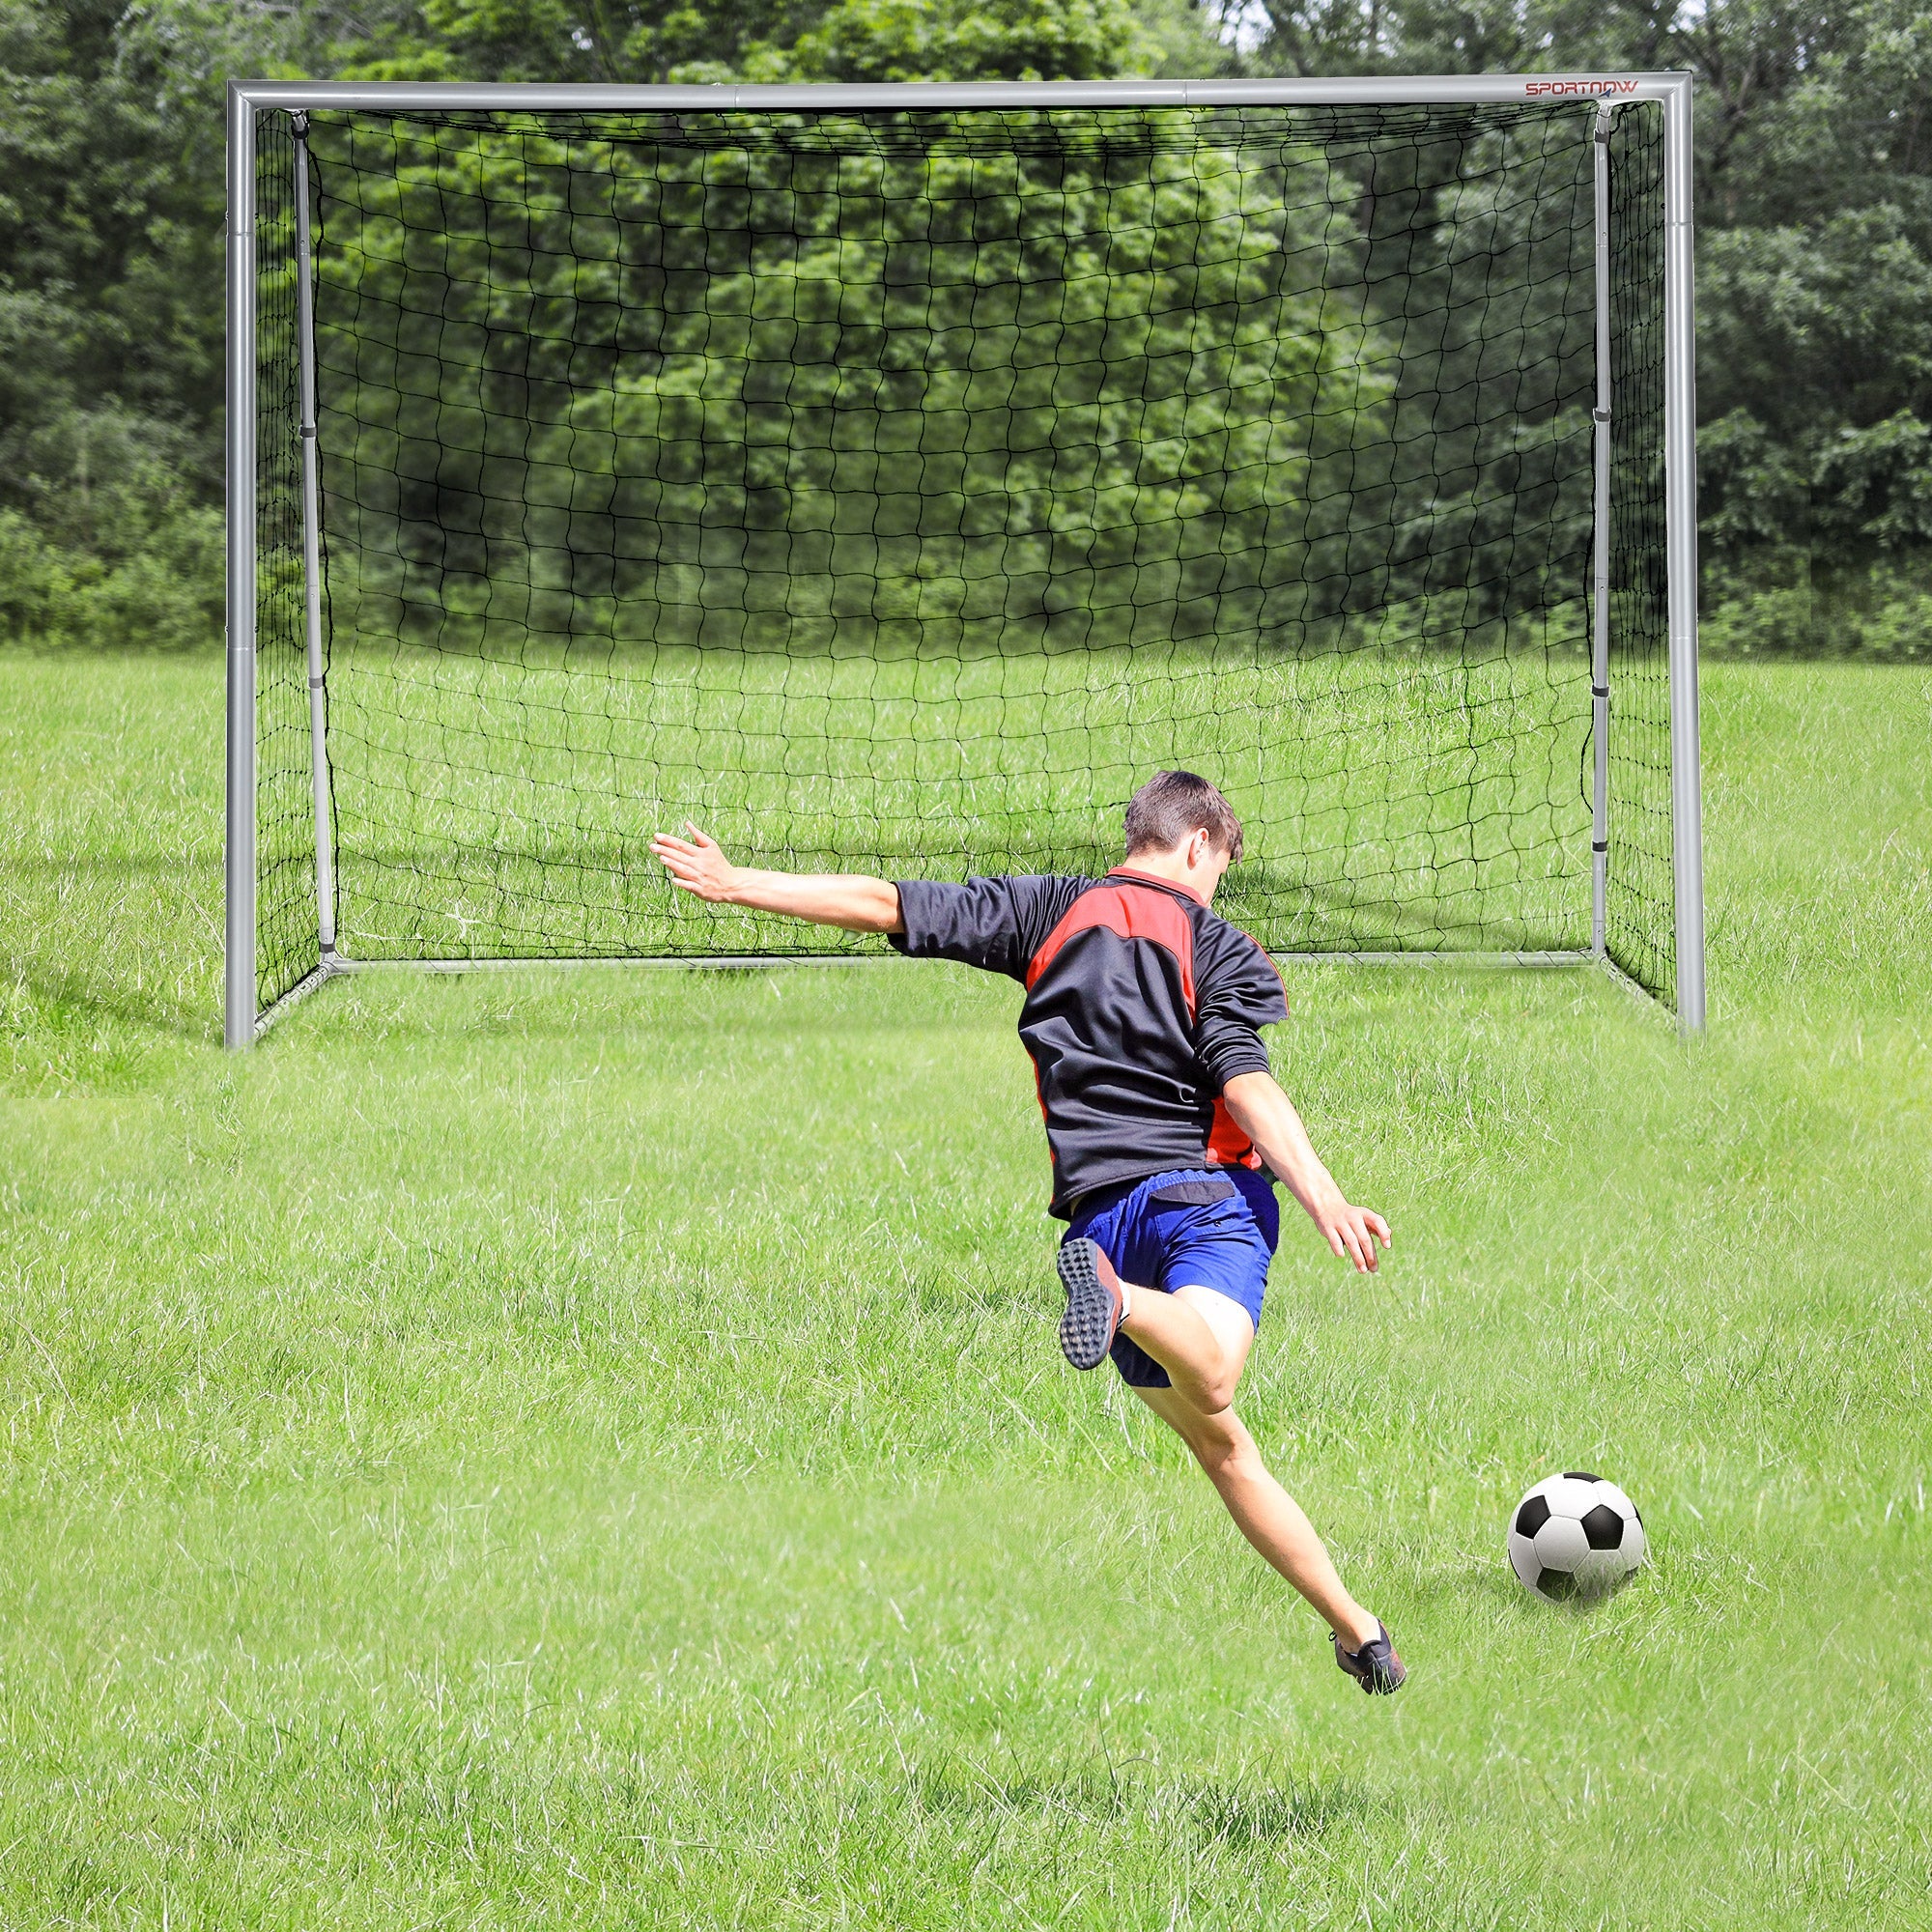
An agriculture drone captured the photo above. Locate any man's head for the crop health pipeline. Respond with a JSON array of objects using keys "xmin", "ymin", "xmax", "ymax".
[{"xmin": 1121, "ymin": 770, "xmax": 1242, "ymax": 900}]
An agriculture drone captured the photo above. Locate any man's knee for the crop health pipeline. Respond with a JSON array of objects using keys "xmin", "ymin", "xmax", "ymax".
[
  {"xmin": 1182, "ymin": 1410, "xmax": 1261, "ymax": 1484},
  {"xmin": 1173, "ymin": 1340, "xmax": 1239, "ymax": 1416},
  {"xmin": 1197, "ymin": 1366, "xmax": 1240, "ymax": 1414}
]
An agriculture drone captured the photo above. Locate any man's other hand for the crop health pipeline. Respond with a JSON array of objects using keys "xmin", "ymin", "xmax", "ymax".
[
  {"xmin": 647, "ymin": 829, "xmax": 903, "ymax": 932},
  {"xmin": 651, "ymin": 823, "xmax": 739, "ymax": 902}
]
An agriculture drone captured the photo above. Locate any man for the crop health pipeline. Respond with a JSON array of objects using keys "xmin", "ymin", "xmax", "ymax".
[{"xmin": 650, "ymin": 771, "xmax": 1404, "ymax": 1693}]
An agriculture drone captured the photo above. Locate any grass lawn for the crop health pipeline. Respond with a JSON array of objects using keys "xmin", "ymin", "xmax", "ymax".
[{"xmin": 2, "ymin": 648, "xmax": 1929, "ymax": 1926}]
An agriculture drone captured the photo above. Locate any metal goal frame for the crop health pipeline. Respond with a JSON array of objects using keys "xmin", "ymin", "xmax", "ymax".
[{"xmin": 224, "ymin": 72, "xmax": 1706, "ymax": 1045}]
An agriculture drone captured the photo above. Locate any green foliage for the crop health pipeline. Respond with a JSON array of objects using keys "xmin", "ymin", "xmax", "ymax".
[
  {"xmin": 1241, "ymin": 0, "xmax": 1932, "ymax": 624},
  {"xmin": 0, "ymin": 504, "xmax": 224, "ymax": 652},
  {"xmin": 1, "ymin": 0, "xmax": 1927, "ymax": 653},
  {"xmin": 736, "ymin": 0, "xmax": 1160, "ymax": 83},
  {"xmin": 1703, "ymin": 411, "xmax": 1932, "ymax": 573},
  {"xmin": 0, "ymin": 405, "xmax": 224, "ymax": 651},
  {"xmin": 0, "ymin": 0, "xmax": 227, "ymax": 471},
  {"xmin": 294, "ymin": 99, "xmax": 1618, "ymax": 725},
  {"xmin": 1699, "ymin": 584, "xmax": 1932, "ymax": 660},
  {"xmin": 333, "ymin": 0, "xmax": 1200, "ymax": 84},
  {"xmin": 0, "ymin": 0, "xmax": 280, "ymax": 647},
  {"xmin": 1691, "ymin": 4, "xmax": 1932, "ymax": 610},
  {"xmin": 313, "ymin": 112, "xmax": 1413, "ymax": 663},
  {"xmin": 338, "ymin": 0, "xmax": 797, "ymax": 83},
  {"xmin": 1697, "ymin": 559, "xmax": 1932, "ymax": 661}
]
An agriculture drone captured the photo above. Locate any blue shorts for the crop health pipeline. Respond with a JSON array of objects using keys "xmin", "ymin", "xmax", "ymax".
[{"xmin": 1062, "ymin": 1166, "xmax": 1280, "ymax": 1389}]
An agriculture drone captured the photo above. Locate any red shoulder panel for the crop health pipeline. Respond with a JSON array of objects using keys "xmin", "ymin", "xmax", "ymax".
[{"xmin": 1025, "ymin": 882, "xmax": 1197, "ymax": 1015}]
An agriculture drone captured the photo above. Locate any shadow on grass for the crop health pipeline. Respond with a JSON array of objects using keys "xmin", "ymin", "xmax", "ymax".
[
  {"xmin": 2, "ymin": 952, "xmax": 215, "ymax": 1050},
  {"xmin": 915, "ymin": 1757, "xmax": 1395, "ymax": 1846},
  {"xmin": 0, "ymin": 852, "xmax": 213, "ymax": 880},
  {"xmin": 1414, "ymin": 1556, "xmax": 1650, "ymax": 1634},
  {"xmin": 1188, "ymin": 1775, "xmax": 1396, "ymax": 1849},
  {"xmin": 0, "ymin": 828, "xmax": 218, "ymax": 1048}
]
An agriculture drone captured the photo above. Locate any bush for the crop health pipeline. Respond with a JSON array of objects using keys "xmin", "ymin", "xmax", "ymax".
[
  {"xmin": 1700, "ymin": 572, "xmax": 1932, "ymax": 662},
  {"xmin": 0, "ymin": 505, "xmax": 222, "ymax": 651},
  {"xmin": 1857, "ymin": 593, "xmax": 1932, "ymax": 660}
]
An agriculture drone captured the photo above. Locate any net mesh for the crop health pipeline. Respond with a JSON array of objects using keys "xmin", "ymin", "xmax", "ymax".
[
  {"xmin": 252, "ymin": 114, "xmax": 321, "ymax": 1012},
  {"xmin": 249, "ymin": 99, "xmax": 1680, "ymax": 1009},
  {"xmin": 1605, "ymin": 102, "xmax": 1675, "ymax": 1005}
]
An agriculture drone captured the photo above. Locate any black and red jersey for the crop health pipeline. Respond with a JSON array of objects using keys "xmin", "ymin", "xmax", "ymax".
[{"xmin": 891, "ymin": 867, "xmax": 1288, "ymax": 1217}]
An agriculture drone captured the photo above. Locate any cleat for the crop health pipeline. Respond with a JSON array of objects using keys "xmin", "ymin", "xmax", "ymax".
[
  {"xmin": 1333, "ymin": 1621, "xmax": 1406, "ymax": 1696},
  {"xmin": 1057, "ymin": 1238, "xmax": 1124, "ymax": 1371}
]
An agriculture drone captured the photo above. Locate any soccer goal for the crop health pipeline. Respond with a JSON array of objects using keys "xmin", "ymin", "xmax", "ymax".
[{"xmin": 224, "ymin": 74, "xmax": 1705, "ymax": 1046}]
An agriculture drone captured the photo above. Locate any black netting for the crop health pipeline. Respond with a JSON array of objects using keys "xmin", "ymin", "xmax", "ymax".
[
  {"xmin": 253, "ymin": 113, "xmax": 320, "ymax": 1011},
  {"xmin": 1605, "ymin": 102, "xmax": 1674, "ymax": 1006},
  {"xmin": 246, "ymin": 99, "xmax": 1680, "ymax": 1007}
]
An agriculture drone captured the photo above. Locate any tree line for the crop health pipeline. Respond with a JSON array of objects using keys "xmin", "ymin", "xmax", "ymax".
[{"xmin": 1, "ymin": 0, "xmax": 1926, "ymax": 655}]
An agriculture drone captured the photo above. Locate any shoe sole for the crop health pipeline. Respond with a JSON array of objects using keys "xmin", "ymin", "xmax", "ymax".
[{"xmin": 1057, "ymin": 1238, "xmax": 1120, "ymax": 1372}]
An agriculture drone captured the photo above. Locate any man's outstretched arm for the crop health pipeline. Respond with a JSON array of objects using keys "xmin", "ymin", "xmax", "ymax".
[
  {"xmin": 650, "ymin": 824, "xmax": 904, "ymax": 934},
  {"xmin": 1222, "ymin": 1070, "xmax": 1391, "ymax": 1274}
]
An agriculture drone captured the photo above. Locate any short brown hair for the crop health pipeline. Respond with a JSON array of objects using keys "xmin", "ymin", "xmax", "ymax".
[{"xmin": 1122, "ymin": 770, "xmax": 1243, "ymax": 864}]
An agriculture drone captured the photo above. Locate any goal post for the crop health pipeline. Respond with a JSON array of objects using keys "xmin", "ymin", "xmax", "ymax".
[{"xmin": 224, "ymin": 73, "xmax": 1706, "ymax": 1046}]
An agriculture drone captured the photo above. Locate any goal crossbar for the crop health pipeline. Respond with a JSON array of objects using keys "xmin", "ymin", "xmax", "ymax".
[
  {"xmin": 231, "ymin": 76, "xmax": 1693, "ymax": 110},
  {"xmin": 225, "ymin": 74, "xmax": 1706, "ymax": 1044}
]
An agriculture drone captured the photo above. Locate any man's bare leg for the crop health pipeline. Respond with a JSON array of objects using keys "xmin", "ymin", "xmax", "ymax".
[{"xmin": 1121, "ymin": 1282, "xmax": 1381, "ymax": 1650}]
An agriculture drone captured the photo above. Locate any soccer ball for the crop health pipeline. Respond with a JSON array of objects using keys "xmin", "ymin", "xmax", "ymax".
[{"xmin": 1508, "ymin": 1472, "xmax": 1646, "ymax": 1603}]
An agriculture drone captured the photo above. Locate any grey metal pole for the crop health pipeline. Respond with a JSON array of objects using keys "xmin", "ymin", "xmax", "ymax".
[
  {"xmin": 224, "ymin": 83, "xmax": 259, "ymax": 1050},
  {"xmin": 1662, "ymin": 77, "xmax": 1707, "ymax": 1031},
  {"xmin": 233, "ymin": 73, "xmax": 1689, "ymax": 114},
  {"xmin": 1590, "ymin": 104, "xmax": 1614, "ymax": 958},
  {"xmin": 292, "ymin": 116, "xmax": 338, "ymax": 959}
]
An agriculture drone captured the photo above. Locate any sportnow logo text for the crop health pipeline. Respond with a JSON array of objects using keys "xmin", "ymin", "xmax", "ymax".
[{"xmin": 1523, "ymin": 78, "xmax": 1641, "ymax": 97}]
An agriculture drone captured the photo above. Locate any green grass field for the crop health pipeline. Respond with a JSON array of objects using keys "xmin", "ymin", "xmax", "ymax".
[{"xmin": 3, "ymin": 649, "xmax": 1929, "ymax": 1926}]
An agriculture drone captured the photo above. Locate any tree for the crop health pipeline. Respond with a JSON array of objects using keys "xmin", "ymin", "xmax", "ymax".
[
  {"xmin": 2, "ymin": 0, "xmax": 1925, "ymax": 650},
  {"xmin": 0, "ymin": 0, "xmax": 277, "ymax": 641},
  {"xmin": 1234, "ymin": 0, "xmax": 1932, "ymax": 639},
  {"xmin": 332, "ymin": 0, "xmax": 1225, "ymax": 82}
]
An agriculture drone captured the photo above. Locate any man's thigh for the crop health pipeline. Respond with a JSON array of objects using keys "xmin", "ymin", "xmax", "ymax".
[{"xmin": 1174, "ymin": 1281, "xmax": 1258, "ymax": 1377}]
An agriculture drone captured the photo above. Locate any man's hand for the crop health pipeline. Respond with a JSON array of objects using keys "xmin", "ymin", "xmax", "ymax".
[
  {"xmin": 651, "ymin": 823, "xmax": 739, "ymax": 901},
  {"xmin": 649, "ymin": 824, "xmax": 904, "ymax": 934},
  {"xmin": 1305, "ymin": 1189, "xmax": 1393, "ymax": 1275}
]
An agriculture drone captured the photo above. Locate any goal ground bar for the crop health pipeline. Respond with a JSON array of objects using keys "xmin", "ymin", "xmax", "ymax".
[
  {"xmin": 250, "ymin": 954, "xmax": 344, "ymax": 1038},
  {"xmin": 252, "ymin": 949, "xmax": 1679, "ymax": 1041},
  {"xmin": 323, "ymin": 949, "xmax": 1601, "ymax": 976}
]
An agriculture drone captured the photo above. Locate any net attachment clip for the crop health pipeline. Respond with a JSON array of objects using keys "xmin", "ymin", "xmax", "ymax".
[
  {"xmin": 291, "ymin": 110, "xmax": 309, "ymax": 138},
  {"xmin": 1592, "ymin": 684, "xmax": 1609, "ymax": 700},
  {"xmin": 1592, "ymin": 838, "xmax": 1609, "ymax": 854},
  {"xmin": 1593, "ymin": 407, "xmax": 1612, "ymax": 424}
]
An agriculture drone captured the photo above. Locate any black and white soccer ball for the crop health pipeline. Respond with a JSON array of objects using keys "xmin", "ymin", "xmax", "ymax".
[{"xmin": 1508, "ymin": 1472, "xmax": 1646, "ymax": 1603}]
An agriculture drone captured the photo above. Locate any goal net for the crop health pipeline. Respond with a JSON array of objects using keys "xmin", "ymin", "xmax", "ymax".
[{"xmin": 239, "ymin": 87, "xmax": 1694, "ymax": 1035}]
